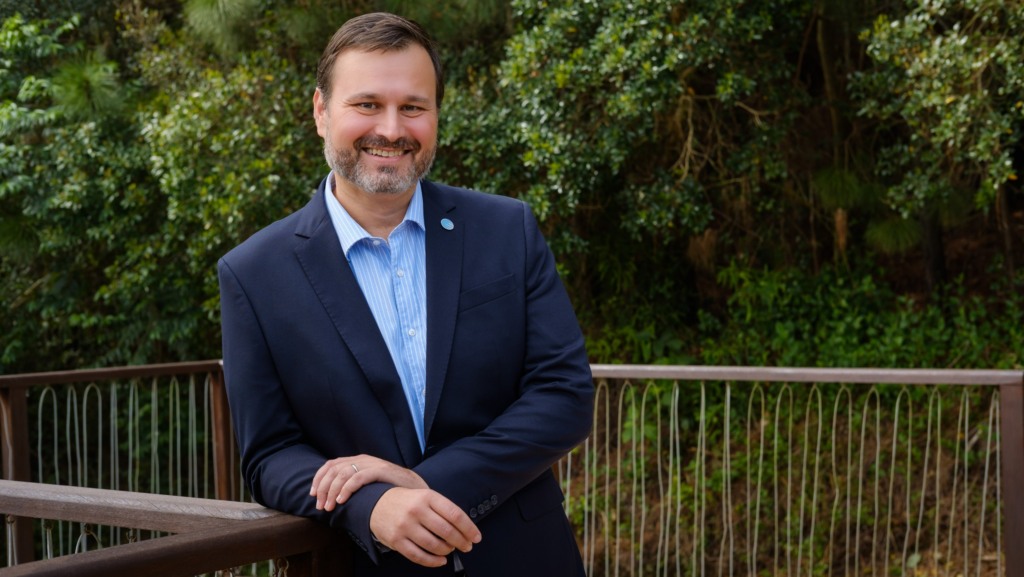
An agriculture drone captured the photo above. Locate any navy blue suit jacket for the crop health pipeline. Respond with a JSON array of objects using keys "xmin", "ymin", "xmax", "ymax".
[{"xmin": 218, "ymin": 178, "xmax": 593, "ymax": 576}]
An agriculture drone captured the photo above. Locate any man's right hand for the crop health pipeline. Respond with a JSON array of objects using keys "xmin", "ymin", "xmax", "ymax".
[{"xmin": 370, "ymin": 487, "xmax": 482, "ymax": 568}]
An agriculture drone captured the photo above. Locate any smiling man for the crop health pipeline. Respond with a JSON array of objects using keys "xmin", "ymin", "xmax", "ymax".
[{"xmin": 217, "ymin": 12, "xmax": 594, "ymax": 577}]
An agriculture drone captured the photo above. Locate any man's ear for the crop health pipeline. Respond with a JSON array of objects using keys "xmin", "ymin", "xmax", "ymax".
[{"xmin": 313, "ymin": 88, "xmax": 327, "ymax": 138}]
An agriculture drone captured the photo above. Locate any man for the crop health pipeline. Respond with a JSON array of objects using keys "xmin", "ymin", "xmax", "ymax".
[{"xmin": 218, "ymin": 11, "xmax": 594, "ymax": 576}]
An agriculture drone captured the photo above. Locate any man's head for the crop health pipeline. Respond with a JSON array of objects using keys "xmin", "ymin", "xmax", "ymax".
[
  {"xmin": 316, "ymin": 12, "xmax": 444, "ymax": 109},
  {"xmin": 313, "ymin": 12, "xmax": 441, "ymax": 198}
]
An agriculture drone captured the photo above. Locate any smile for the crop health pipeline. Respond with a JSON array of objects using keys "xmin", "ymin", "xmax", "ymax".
[{"xmin": 365, "ymin": 148, "xmax": 406, "ymax": 158}]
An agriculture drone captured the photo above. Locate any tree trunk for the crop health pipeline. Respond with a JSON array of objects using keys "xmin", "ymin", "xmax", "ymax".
[
  {"xmin": 920, "ymin": 209, "xmax": 946, "ymax": 295},
  {"xmin": 997, "ymin": 182, "xmax": 1016, "ymax": 282}
]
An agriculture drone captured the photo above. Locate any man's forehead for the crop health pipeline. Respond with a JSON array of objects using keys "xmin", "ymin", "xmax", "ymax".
[
  {"xmin": 332, "ymin": 45, "xmax": 430, "ymax": 71},
  {"xmin": 329, "ymin": 47, "xmax": 436, "ymax": 100}
]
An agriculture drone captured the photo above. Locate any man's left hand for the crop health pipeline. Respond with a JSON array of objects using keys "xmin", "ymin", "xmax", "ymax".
[{"xmin": 310, "ymin": 454, "xmax": 428, "ymax": 511}]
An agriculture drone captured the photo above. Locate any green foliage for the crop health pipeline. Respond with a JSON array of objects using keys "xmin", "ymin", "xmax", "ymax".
[
  {"xmin": 2, "ymin": 0, "xmax": 1024, "ymax": 375},
  {"xmin": 696, "ymin": 259, "xmax": 1024, "ymax": 369},
  {"xmin": 864, "ymin": 216, "xmax": 921, "ymax": 254},
  {"xmin": 50, "ymin": 48, "xmax": 125, "ymax": 119},
  {"xmin": 854, "ymin": 0, "xmax": 1024, "ymax": 213},
  {"xmin": 812, "ymin": 167, "xmax": 882, "ymax": 212},
  {"xmin": 436, "ymin": 0, "xmax": 817, "ymax": 361},
  {"xmin": 184, "ymin": 0, "xmax": 264, "ymax": 55},
  {"xmin": 0, "ymin": 8, "xmax": 319, "ymax": 372}
]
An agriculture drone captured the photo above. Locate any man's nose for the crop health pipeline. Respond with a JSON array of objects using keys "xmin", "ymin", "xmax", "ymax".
[{"xmin": 375, "ymin": 108, "xmax": 405, "ymax": 142}]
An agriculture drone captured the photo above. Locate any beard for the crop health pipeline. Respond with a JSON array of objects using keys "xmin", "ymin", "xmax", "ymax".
[{"xmin": 323, "ymin": 132, "xmax": 435, "ymax": 196}]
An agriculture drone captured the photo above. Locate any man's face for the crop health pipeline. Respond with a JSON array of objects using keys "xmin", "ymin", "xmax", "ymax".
[{"xmin": 313, "ymin": 45, "xmax": 438, "ymax": 198}]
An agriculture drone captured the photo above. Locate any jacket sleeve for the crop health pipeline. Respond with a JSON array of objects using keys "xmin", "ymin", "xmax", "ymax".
[{"xmin": 218, "ymin": 257, "xmax": 391, "ymax": 562}]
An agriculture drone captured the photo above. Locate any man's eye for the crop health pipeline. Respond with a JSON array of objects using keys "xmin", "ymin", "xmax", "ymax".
[{"xmin": 356, "ymin": 102, "xmax": 377, "ymax": 109}]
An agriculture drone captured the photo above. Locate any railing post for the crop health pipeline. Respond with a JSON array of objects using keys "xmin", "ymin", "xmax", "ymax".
[
  {"xmin": 1001, "ymin": 382, "xmax": 1024, "ymax": 577},
  {"xmin": 0, "ymin": 386, "xmax": 35, "ymax": 564},
  {"xmin": 281, "ymin": 549, "xmax": 349, "ymax": 577},
  {"xmin": 301, "ymin": 536, "xmax": 350, "ymax": 577},
  {"xmin": 210, "ymin": 365, "xmax": 238, "ymax": 501}
]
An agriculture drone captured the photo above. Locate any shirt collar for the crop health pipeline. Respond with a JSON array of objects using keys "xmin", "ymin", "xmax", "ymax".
[{"xmin": 324, "ymin": 172, "xmax": 425, "ymax": 257}]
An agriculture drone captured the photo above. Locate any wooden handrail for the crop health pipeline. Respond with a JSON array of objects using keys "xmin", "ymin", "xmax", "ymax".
[
  {"xmin": 0, "ymin": 480, "xmax": 273, "ymax": 532},
  {"xmin": 0, "ymin": 515, "xmax": 344, "ymax": 577},
  {"xmin": 590, "ymin": 363, "xmax": 1023, "ymax": 385},
  {"xmin": 0, "ymin": 481, "xmax": 349, "ymax": 576},
  {"xmin": 0, "ymin": 361, "xmax": 223, "ymax": 389}
]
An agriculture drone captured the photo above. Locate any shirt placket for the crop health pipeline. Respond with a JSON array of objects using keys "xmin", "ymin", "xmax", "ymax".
[{"xmin": 389, "ymin": 228, "xmax": 426, "ymax": 419}]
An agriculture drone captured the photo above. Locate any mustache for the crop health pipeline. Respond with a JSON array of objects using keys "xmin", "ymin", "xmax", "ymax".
[{"xmin": 355, "ymin": 135, "xmax": 421, "ymax": 152}]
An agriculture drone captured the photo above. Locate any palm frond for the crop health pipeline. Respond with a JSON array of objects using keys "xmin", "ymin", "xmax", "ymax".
[{"xmin": 865, "ymin": 216, "xmax": 922, "ymax": 255}]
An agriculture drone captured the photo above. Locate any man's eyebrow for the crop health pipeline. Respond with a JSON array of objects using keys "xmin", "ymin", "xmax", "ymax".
[
  {"xmin": 344, "ymin": 92, "xmax": 432, "ymax": 105},
  {"xmin": 344, "ymin": 92, "xmax": 381, "ymax": 101}
]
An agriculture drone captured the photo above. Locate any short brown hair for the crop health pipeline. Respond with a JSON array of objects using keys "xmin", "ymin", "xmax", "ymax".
[{"xmin": 316, "ymin": 12, "xmax": 445, "ymax": 108}]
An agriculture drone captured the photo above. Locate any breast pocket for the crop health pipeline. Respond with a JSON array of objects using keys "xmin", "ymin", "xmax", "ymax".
[{"xmin": 457, "ymin": 273, "xmax": 517, "ymax": 313}]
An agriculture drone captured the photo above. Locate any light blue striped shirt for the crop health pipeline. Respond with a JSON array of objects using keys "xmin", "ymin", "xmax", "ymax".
[{"xmin": 324, "ymin": 174, "xmax": 428, "ymax": 451}]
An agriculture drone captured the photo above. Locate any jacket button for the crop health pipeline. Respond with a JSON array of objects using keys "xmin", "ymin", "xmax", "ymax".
[
  {"xmin": 470, "ymin": 507, "xmax": 478, "ymax": 518},
  {"xmin": 491, "ymin": 495, "xmax": 498, "ymax": 505}
]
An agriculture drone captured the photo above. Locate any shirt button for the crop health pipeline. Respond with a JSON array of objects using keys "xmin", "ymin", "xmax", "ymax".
[
  {"xmin": 396, "ymin": 269, "xmax": 405, "ymax": 277},
  {"xmin": 407, "ymin": 329, "xmax": 416, "ymax": 337},
  {"xmin": 372, "ymin": 240, "xmax": 382, "ymax": 247}
]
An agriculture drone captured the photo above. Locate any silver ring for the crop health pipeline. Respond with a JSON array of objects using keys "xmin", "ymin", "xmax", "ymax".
[{"xmin": 351, "ymin": 464, "xmax": 359, "ymax": 473}]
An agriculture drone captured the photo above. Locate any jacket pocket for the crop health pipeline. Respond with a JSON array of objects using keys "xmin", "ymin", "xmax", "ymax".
[{"xmin": 458, "ymin": 273, "xmax": 516, "ymax": 313}]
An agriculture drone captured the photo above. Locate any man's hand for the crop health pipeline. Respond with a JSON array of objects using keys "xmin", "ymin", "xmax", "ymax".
[
  {"xmin": 370, "ymin": 487, "xmax": 482, "ymax": 568},
  {"xmin": 310, "ymin": 454, "xmax": 428, "ymax": 511}
]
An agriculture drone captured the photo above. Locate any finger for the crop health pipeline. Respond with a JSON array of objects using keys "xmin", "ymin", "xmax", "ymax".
[
  {"xmin": 313, "ymin": 463, "xmax": 347, "ymax": 509},
  {"xmin": 422, "ymin": 514, "xmax": 475, "ymax": 553},
  {"xmin": 426, "ymin": 498, "xmax": 481, "ymax": 552},
  {"xmin": 313, "ymin": 471, "xmax": 335, "ymax": 510},
  {"xmin": 336, "ymin": 471, "xmax": 370, "ymax": 505},
  {"xmin": 436, "ymin": 498, "xmax": 481, "ymax": 544},
  {"xmin": 392, "ymin": 537, "xmax": 449, "ymax": 568},
  {"xmin": 314, "ymin": 474, "xmax": 337, "ymax": 510},
  {"xmin": 310, "ymin": 461, "xmax": 333, "ymax": 496},
  {"xmin": 323, "ymin": 471, "xmax": 351, "ymax": 512},
  {"xmin": 408, "ymin": 525, "xmax": 459, "ymax": 557}
]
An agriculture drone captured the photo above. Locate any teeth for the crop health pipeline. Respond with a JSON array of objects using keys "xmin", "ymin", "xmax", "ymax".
[{"xmin": 367, "ymin": 148, "xmax": 404, "ymax": 158}]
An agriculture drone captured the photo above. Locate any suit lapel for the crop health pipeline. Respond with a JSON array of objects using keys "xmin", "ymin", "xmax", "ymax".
[
  {"xmin": 422, "ymin": 181, "xmax": 463, "ymax": 441},
  {"xmin": 292, "ymin": 179, "xmax": 422, "ymax": 466}
]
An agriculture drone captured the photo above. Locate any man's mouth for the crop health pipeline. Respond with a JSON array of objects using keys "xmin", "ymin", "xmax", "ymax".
[{"xmin": 365, "ymin": 148, "xmax": 406, "ymax": 158}]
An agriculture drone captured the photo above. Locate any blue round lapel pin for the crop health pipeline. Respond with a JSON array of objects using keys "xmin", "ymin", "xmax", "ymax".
[{"xmin": 440, "ymin": 218, "xmax": 455, "ymax": 231}]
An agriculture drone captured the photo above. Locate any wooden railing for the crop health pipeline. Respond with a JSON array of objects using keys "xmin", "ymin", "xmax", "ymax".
[
  {"xmin": 2, "ymin": 363, "xmax": 1023, "ymax": 577},
  {"xmin": 0, "ymin": 360, "xmax": 237, "ymax": 567},
  {"xmin": 579, "ymin": 366, "xmax": 1024, "ymax": 577},
  {"xmin": 0, "ymin": 480, "xmax": 347, "ymax": 576}
]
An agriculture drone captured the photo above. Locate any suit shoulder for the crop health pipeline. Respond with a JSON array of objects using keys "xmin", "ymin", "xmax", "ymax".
[
  {"xmin": 423, "ymin": 180, "xmax": 528, "ymax": 215},
  {"xmin": 222, "ymin": 179, "xmax": 327, "ymax": 267},
  {"xmin": 220, "ymin": 208, "xmax": 305, "ymax": 268}
]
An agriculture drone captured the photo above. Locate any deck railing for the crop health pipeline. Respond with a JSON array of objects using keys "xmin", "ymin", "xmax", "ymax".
[
  {"xmin": 577, "ymin": 366, "xmax": 1024, "ymax": 577},
  {"xmin": 0, "ymin": 480, "xmax": 346, "ymax": 576},
  {"xmin": 1, "ymin": 362, "xmax": 1022, "ymax": 577}
]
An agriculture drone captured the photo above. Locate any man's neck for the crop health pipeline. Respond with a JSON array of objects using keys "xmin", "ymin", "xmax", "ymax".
[{"xmin": 332, "ymin": 174, "xmax": 414, "ymax": 239}]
